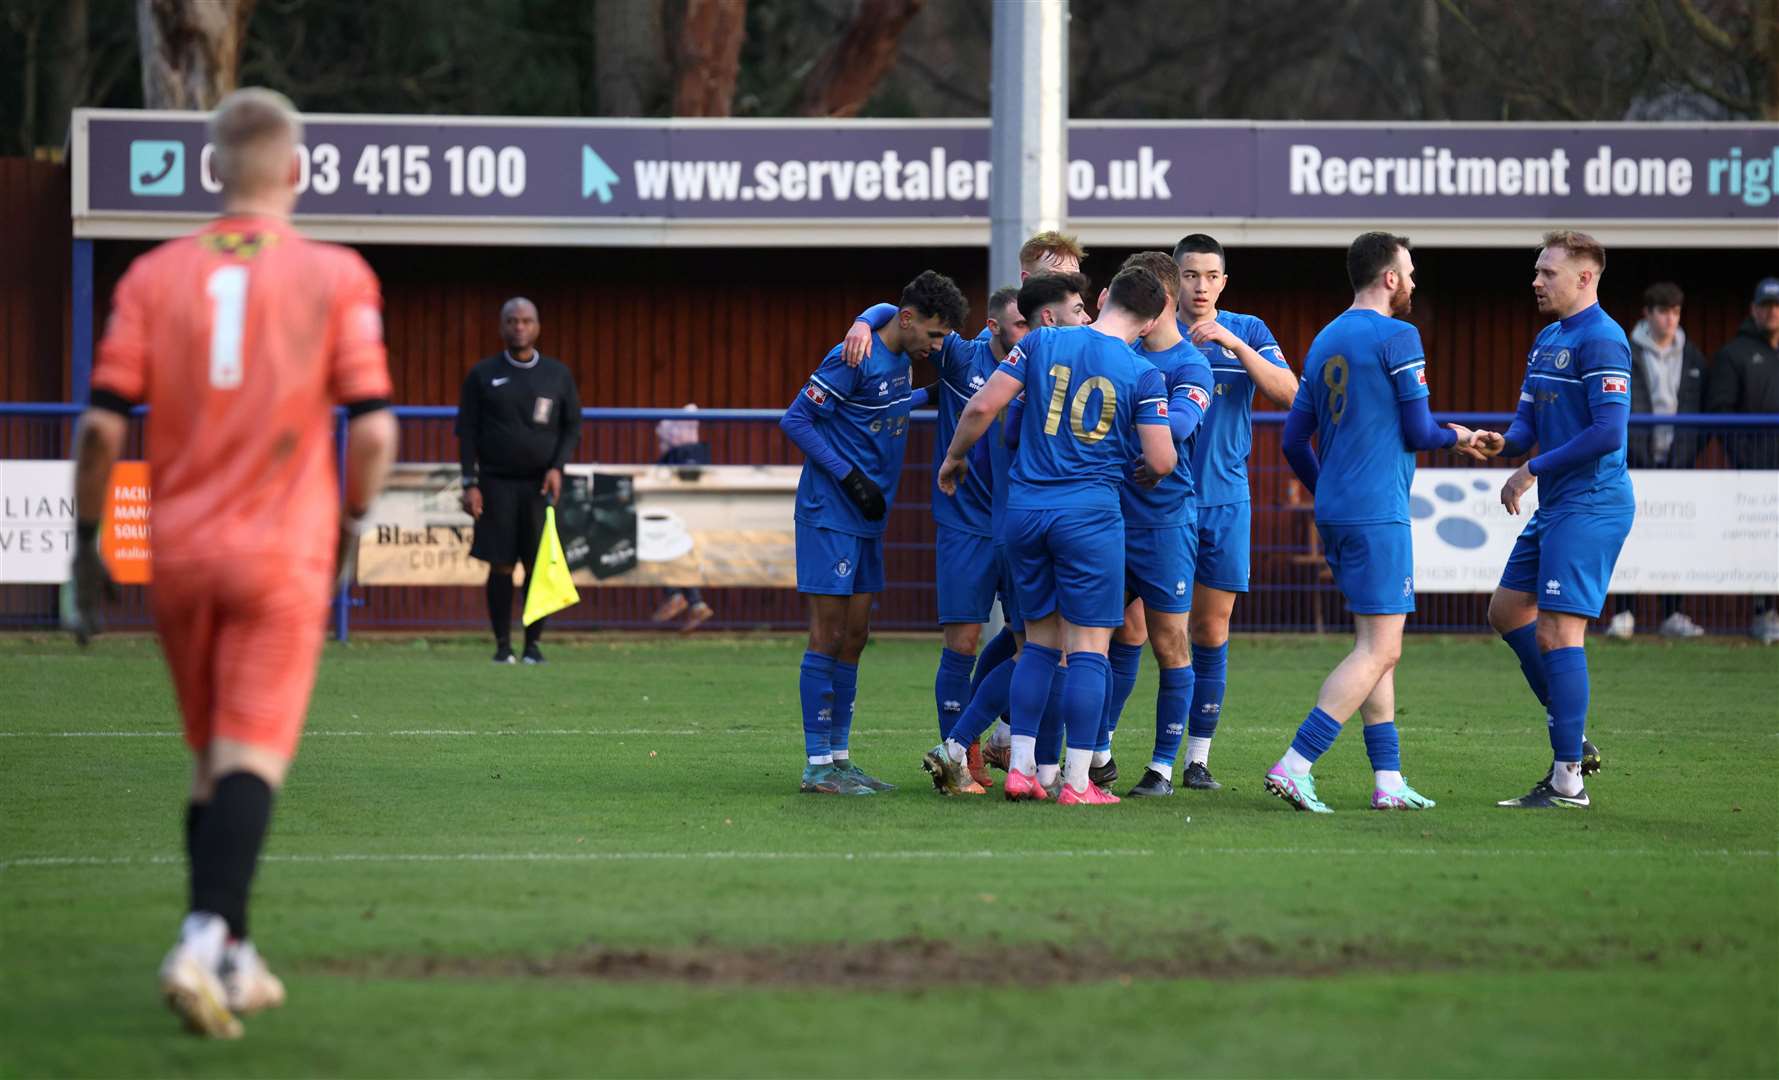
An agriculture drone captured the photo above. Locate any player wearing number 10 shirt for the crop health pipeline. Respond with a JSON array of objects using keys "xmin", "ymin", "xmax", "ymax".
[{"xmin": 938, "ymin": 267, "xmax": 1179, "ymax": 806}]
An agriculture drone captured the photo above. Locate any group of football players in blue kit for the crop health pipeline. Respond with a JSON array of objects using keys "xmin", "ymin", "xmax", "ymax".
[{"xmin": 780, "ymin": 225, "xmax": 1633, "ymax": 812}]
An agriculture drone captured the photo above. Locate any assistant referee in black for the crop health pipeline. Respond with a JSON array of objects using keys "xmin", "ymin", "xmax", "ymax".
[{"xmin": 457, "ymin": 297, "xmax": 581, "ymax": 664}]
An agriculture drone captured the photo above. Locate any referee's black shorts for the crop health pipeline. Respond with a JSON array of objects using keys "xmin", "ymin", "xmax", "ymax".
[{"xmin": 470, "ymin": 474, "xmax": 547, "ymax": 569}]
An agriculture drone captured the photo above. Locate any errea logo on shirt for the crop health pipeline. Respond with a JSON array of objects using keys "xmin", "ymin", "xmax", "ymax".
[{"xmin": 969, "ymin": 374, "xmax": 986, "ymax": 389}]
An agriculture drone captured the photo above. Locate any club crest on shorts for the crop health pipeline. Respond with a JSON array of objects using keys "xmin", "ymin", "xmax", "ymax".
[{"xmin": 834, "ymin": 558, "xmax": 853, "ymax": 578}]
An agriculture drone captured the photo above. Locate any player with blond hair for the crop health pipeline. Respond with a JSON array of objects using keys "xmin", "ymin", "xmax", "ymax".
[{"xmin": 70, "ymin": 88, "xmax": 398, "ymax": 1037}]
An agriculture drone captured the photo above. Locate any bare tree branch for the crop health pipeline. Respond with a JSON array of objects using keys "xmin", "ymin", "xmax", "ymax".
[{"xmin": 1671, "ymin": 0, "xmax": 1738, "ymax": 53}]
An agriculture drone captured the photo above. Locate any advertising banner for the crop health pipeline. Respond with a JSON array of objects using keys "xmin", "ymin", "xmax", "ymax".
[
  {"xmin": 354, "ymin": 463, "xmax": 798, "ymax": 587},
  {"xmin": 0, "ymin": 461, "xmax": 151, "ymax": 584},
  {"xmin": 1409, "ymin": 468, "xmax": 1779, "ymax": 595},
  {"xmin": 73, "ymin": 111, "xmax": 1777, "ymax": 246}
]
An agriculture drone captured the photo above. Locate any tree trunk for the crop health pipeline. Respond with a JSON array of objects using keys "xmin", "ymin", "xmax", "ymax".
[
  {"xmin": 1417, "ymin": 0, "xmax": 1445, "ymax": 119},
  {"xmin": 594, "ymin": 0, "xmax": 669, "ymax": 116},
  {"xmin": 137, "ymin": 0, "xmax": 256, "ymax": 110},
  {"xmin": 672, "ymin": 0, "xmax": 746, "ymax": 116},
  {"xmin": 48, "ymin": 0, "xmax": 90, "ymax": 148},
  {"xmin": 794, "ymin": 0, "xmax": 926, "ymax": 118}
]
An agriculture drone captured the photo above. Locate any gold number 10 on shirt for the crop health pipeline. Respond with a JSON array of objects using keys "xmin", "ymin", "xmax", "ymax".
[
  {"xmin": 1323, "ymin": 354, "xmax": 1349, "ymax": 424},
  {"xmin": 1042, "ymin": 363, "xmax": 1118, "ymax": 444}
]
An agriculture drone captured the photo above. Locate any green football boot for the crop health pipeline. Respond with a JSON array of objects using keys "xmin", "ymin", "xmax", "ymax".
[
  {"xmin": 835, "ymin": 759, "xmax": 896, "ymax": 792},
  {"xmin": 800, "ymin": 762, "xmax": 875, "ymax": 795},
  {"xmin": 1371, "ymin": 779, "xmax": 1436, "ymax": 810},
  {"xmin": 1264, "ymin": 760, "xmax": 1333, "ymax": 813}
]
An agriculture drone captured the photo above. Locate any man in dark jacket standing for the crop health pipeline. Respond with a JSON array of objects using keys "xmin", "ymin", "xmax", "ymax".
[
  {"xmin": 1609, "ymin": 282, "xmax": 1710, "ymax": 639},
  {"xmin": 457, "ymin": 297, "xmax": 581, "ymax": 663},
  {"xmin": 1706, "ymin": 277, "xmax": 1779, "ymax": 644}
]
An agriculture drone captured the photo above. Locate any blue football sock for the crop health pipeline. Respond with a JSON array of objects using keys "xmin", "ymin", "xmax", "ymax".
[
  {"xmin": 946, "ymin": 657, "xmax": 1013, "ymax": 746},
  {"xmin": 1362, "ymin": 721, "xmax": 1401, "ymax": 773},
  {"xmin": 1188, "ymin": 643, "xmax": 1228, "ymax": 740},
  {"xmin": 1543, "ymin": 646, "xmax": 1589, "ymax": 763},
  {"xmin": 1063, "ymin": 652, "xmax": 1111, "ymax": 752},
  {"xmin": 829, "ymin": 661, "xmax": 858, "ymax": 755},
  {"xmin": 972, "ymin": 629, "xmax": 1017, "ymax": 696},
  {"xmin": 934, "ymin": 648, "xmax": 975, "ymax": 740},
  {"xmin": 1095, "ymin": 660, "xmax": 1114, "ymax": 754},
  {"xmin": 798, "ymin": 651, "xmax": 835, "ymax": 760},
  {"xmin": 1151, "ymin": 665, "xmax": 1195, "ymax": 768},
  {"xmin": 1037, "ymin": 670, "xmax": 1067, "ymax": 766},
  {"xmin": 1288, "ymin": 706, "xmax": 1343, "ymax": 766},
  {"xmin": 1501, "ymin": 623, "xmax": 1550, "ymax": 710},
  {"xmin": 1009, "ymin": 644, "xmax": 1060, "ymax": 741},
  {"xmin": 1104, "ymin": 640, "xmax": 1143, "ymax": 738}
]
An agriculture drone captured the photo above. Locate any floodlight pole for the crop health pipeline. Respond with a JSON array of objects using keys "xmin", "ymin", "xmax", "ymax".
[{"xmin": 988, "ymin": 0, "xmax": 1068, "ymax": 292}]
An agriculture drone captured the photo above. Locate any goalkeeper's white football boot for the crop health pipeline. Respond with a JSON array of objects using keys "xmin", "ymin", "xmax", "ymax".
[
  {"xmin": 159, "ymin": 913, "xmax": 243, "ymax": 1039},
  {"xmin": 222, "ymin": 940, "xmax": 286, "ymax": 1015}
]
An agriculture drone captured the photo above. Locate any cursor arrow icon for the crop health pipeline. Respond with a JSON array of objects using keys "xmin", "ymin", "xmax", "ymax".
[{"xmin": 581, "ymin": 146, "xmax": 619, "ymax": 203}]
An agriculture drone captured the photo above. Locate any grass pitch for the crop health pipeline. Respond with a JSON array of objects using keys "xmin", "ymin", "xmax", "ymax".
[{"xmin": 2, "ymin": 632, "xmax": 1775, "ymax": 1078}]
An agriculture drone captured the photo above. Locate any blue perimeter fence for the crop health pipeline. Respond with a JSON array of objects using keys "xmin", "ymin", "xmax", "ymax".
[{"xmin": 3, "ymin": 404, "xmax": 1776, "ymax": 638}]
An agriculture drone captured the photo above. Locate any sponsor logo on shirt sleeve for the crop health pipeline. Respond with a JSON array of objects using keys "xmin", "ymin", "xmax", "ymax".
[
  {"xmin": 1601, "ymin": 376, "xmax": 1629, "ymax": 395},
  {"xmin": 1005, "ymin": 345, "xmax": 1024, "ymax": 368},
  {"xmin": 804, "ymin": 383, "xmax": 827, "ymax": 405},
  {"xmin": 1186, "ymin": 386, "xmax": 1211, "ymax": 410},
  {"xmin": 1156, "ymin": 399, "xmax": 1170, "ymax": 418}
]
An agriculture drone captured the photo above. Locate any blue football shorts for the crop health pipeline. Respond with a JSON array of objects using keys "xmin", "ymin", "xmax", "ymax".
[
  {"xmin": 1498, "ymin": 506, "xmax": 1635, "ymax": 617},
  {"xmin": 795, "ymin": 521, "xmax": 885, "ymax": 596},
  {"xmin": 1193, "ymin": 501, "xmax": 1251, "ymax": 593},
  {"xmin": 1004, "ymin": 507, "xmax": 1126, "ymax": 628},
  {"xmin": 1318, "ymin": 521, "xmax": 1416, "ymax": 615}
]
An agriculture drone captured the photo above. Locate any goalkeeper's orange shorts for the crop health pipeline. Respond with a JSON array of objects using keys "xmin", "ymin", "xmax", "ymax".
[{"xmin": 152, "ymin": 560, "xmax": 332, "ymax": 760}]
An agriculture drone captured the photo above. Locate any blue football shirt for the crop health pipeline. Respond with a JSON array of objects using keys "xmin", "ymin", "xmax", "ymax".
[
  {"xmin": 929, "ymin": 331, "xmax": 998, "ymax": 537},
  {"xmin": 1181, "ymin": 311, "xmax": 1289, "ymax": 507},
  {"xmin": 1291, "ymin": 309, "xmax": 1429, "ymax": 526},
  {"xmin": 792, "ymin": 335, "xmax": 912, "ymax": 537},
  {"xmin": 1120, "ymin": 338, "xmax": 1214, "ymax": 527},
  {"xmin": 1521, "ymin": 303, "xmax": 1634, "ymax": 511},
  {"xmin": 998, "ymin": 326, "xmax": 1171, "ymax": 514}
]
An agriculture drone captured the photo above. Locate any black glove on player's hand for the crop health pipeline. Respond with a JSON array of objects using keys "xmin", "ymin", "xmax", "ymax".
[{"xmin": 840, "ymin": 468, "xmax": 887, "ymax": 521}]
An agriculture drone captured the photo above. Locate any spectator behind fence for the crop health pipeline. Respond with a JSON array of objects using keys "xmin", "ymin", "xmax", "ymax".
[
  {"xmin": 1608, "ymin": 282, "xmax": 1708, "ymax": 640},
  {"xmin": 650, "ymin": 404, "xmax": 715, "ymax": 632},
  {"xmin": 457, "ymin": 297, "xmax": 582, "ymax": 664},
  {"xmin": 1705, "ymin": 277, "xmax": 1779, "ymax": 645}
]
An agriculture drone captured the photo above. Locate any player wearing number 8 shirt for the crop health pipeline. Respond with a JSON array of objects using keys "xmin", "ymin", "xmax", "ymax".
[
  {"xmin": 939, "ymin": 266, "xmax": 1179, "ymax": 806},
  {"xmin": 1269, "ymin": 232, "xmax": 1477, "ymax": 813},
  {"xmin": 70, "ymin": 89, "xmax": 399, "ymax": 1038}
]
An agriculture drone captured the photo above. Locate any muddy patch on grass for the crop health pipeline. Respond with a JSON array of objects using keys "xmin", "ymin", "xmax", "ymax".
[{"xmin": 309, "ymin": 934, "xmax": 1484, "ymax": 989}]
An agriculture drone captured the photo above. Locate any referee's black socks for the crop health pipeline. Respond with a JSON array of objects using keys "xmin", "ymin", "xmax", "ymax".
[{"xmin": 487, "ymin": 571, "xmax": 515, "ymax": 648}]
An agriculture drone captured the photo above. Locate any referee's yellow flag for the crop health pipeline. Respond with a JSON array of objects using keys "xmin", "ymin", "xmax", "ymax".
[{"xmin": 522, "ymin": 505, "xmax": 580, "ymax": 626}]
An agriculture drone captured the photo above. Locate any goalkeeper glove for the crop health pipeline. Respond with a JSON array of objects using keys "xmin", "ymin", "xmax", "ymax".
[
  {"xmin": 839, "ymin": 468, "xmax": 887, "ymax": 521},
  {"xmin": 67, "ymin": 523, "xmax": 116, "ymax": 646}
]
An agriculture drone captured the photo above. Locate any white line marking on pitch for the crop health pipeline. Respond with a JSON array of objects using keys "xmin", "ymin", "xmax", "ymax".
[
  {"xmin": 2, "ymin": 847, "xmax": 1771, "ymax": 871},
  {"xmin": 3, "ymin": 728, "xmax": 1772, "ymax": 739}
]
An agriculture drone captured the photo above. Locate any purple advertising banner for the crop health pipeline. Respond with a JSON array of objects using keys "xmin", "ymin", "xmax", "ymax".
[{"xmin": 76, "ymin": 112, "xmax": 1778, "ymax": 225}]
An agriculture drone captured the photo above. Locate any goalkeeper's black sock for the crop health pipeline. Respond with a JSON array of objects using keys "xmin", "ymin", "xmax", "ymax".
[
  {"xmin": 487, "ymin": 571, "xmax": 514, "ymax": 648},
  {"xmin": 184, "ymin": 801, "xmax": 206, "ymax": 908},
  {"xmin": 524, "ymin": 617, "xmax": 545, "ymax": 650},
  {"xmin": 190, "ymin": 772, "xmax": 273, "ymax": 940}
]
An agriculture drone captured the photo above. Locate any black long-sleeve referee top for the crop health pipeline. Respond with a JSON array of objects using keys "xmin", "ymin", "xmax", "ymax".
[{"xmin": 456, "ymin": 351, "xmax": 581, "ymax": 484}]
